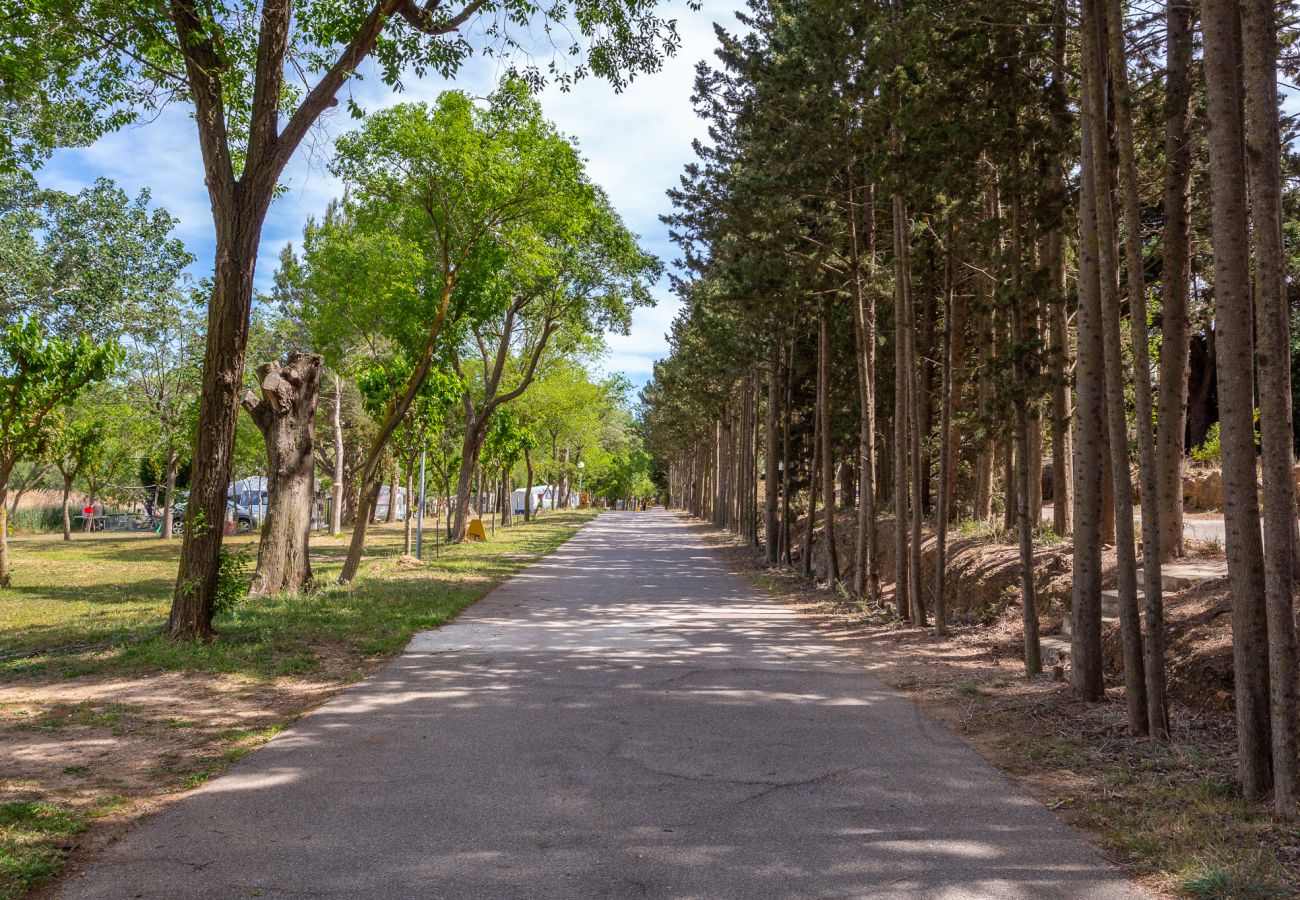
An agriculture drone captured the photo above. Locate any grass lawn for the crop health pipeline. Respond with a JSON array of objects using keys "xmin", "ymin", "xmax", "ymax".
[{"xmin": 0, "ymin": 510, "xmax": 596, "ymax": 898}]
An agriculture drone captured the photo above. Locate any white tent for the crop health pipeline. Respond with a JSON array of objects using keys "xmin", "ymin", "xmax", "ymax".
[
  {"xmin": 511, "ymin": 484, "xmax": 576, "ymax": 514},
  {"xmin": 373, "ymin": 485, "xmax": 409, "ymax": 520}
]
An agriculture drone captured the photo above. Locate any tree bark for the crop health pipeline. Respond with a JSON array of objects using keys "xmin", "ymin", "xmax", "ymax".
[
  {"xmin": 161, "ymin": 446, "xmax": 178, "ymax": 541},
  {"xmin": 170, "ymin": 214, "xmax": 266, "ymax": 640},
  {"xmin": 0, "ymin": 482, "xmax": 10, "ymax": 588},
  {"xmin": 1202, "ymin": 0, "xmax": 1273, "ymax": 799},
  {"xmin": 1242, "ymin": 0, "xmax": 1297, "ymax": 817},
  {"xmin": 61, "ymin": 475, "xmax": 73, "ymax": 542},
  {"xmin": 1071, "ymin": 41, "xmax": 1108, "ymax": 705},
  {"xmin": 1106, "ymin": 0, "xmax": 1168, "ymax": 739},
  {"xmin": 385, "ymin": 463, "xmax": 398, "ymax": 523},
  {"xmin": 403, "ymin": 464, "xmax": 414, "ymax": 554},
  {"xmin": 764, "ymin": 339, "xmax": 780, "ymax": 564},
  {"xmin": 935, "ymin": 237, "xmax": 954, "ymax": 636},
  {"xmin": 240, "ymin": 352, "xmax": 323, "ymax": 596},
  {"xmin": 524, "ymin": 446, "xmax": 534, "ymax": 522},
  {"xmin": 801, "ymin": 394, "xmax": 820, "ymax": 580},
  {"xmin": 819, "ymin": 306, "xmax": 839, "ymax": 585},
  {"xmin": 1156, "ymin": 0, "xmax": 1195, "ymax": 562},
  {"xmin": 1083, "ymin": 0, "xmax": 1148, "ymax": 735},
  {"xmin": 893, "ymin": 194, "xmax": 911, "ymax": 621}
]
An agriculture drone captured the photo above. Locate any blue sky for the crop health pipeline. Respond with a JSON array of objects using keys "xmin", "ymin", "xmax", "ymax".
[{"xmin": 36, "ymin": 0, "xmax": 746, "ymax": 390}]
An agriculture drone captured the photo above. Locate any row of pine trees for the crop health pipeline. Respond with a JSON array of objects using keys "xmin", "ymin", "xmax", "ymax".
[{"xmin": 640, "ymin": 0, "xmax": 1300, "ymax": 815}]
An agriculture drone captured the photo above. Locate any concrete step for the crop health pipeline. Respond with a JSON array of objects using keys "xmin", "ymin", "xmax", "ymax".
[
  {"xmin": 1060, "ymin": 609, "xmax": 1119, "ymax": 637},
  {"xmin": 1101, "ymin": 589, "xmax": 1123, "ymax": 618},
  {"xmin": 1135, "ymin": 562, "xmax": 1227, "ymax": 592}
]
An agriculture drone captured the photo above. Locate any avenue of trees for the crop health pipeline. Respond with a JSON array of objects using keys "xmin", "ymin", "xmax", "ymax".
[
  {"xmin": 3, "ymin": 4, "xmax": 660, "ymax": 641},
  {"xmin": 640, "ymin": 0, "xmax": 1300, "ymax": 815},
  {"xmin": 5, "ymin": 0, "xmax": 680, "ymax": 641}
]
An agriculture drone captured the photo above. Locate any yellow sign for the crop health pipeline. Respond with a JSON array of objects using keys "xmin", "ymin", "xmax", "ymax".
[
  {"xmin": 579, "ymin": 492, "xmax": 590, "ymax": 509},
  {"xmin": 466, "ymin": 518, "xmax": 489, "ymax": 542}
]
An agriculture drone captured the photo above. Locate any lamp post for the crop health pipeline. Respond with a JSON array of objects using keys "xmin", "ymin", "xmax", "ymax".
[{"xmin": 577, "ymin": 460, "xmax": 585, "ymax": 506}]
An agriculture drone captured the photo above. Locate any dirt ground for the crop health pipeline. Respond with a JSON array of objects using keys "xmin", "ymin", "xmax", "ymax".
[
  {"xmin": 2, "ymin": 666, "xmax": 369, "ymax": 897},
  {"xmin": 686, "ymin": 516, "xmax": 1300, "ymax": 898}
]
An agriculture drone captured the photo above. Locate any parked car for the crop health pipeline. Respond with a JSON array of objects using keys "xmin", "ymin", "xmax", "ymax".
[{"xmin": 171, "ymin": 499, "xmax": 258, "ymax": 532}]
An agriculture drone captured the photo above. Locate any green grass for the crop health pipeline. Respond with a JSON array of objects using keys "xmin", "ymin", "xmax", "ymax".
[
  {"xmin": 0, "ymin": 802, "xmax": 88, "ymax": 900},
  {"xmin": 0, "ymin": 510, "xmax": 597, "ymax": 681},
  {"xmin": 0, "ymin": 510, "xmax": 597, "ymax": 897}
]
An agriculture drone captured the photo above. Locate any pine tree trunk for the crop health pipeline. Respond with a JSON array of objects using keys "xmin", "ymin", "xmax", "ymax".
[
  {"xmin": 935, "ymin": 238, "xmax": 954, "ymax": 635},
  {"xmin": 1106, "ymin": 0, "xmax": 1168, "ymax": 738},
  {"xmin": 819, "ymin": 306, "xmax": 840, "ymax": 585},
  {"xmin": 1242, "ymin": 0, "xmax": 1297, "ymax": 816},
  {"xmin": 765, "ymin": 341, "xmax": 780, "ymax": 563},
  {"xmin": 904, "ymin": 244, "xmax": 925, "ymax": 627},
  {"xmin": 1083, "ymin": 0, "xmax": 1148, "ymax": 735},
  {"xmin": 892, "ymin": 194, "xmax": 911, "ymax": 621},
  {"xmin": 1156, "ymin": 0, "xmax": 1195, "ymax": 562},
  {"xmin": 1045, "ymin": 17, "xmax": 1073, "ymax": 542},
  {"xmin": 240, "ymin": 352, "xmax": 323, "ymax": 596},
  {"xmin": 801, "ymin": 395, "xmax": 820, "ymax": 580},
  {"xmin": 1071, "ymin": 45, "xmax": 1109, "ymax": 705},
  {"xmin": 781, "ymin": 336, "xmax": 794, "ymax": 566},
  {"xmin": 1202, "ymin": 0, "xmax": 1273, "ymax": 799}
]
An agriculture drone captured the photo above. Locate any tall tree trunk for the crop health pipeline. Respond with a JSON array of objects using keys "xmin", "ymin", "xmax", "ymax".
[
  {"xmin": 61, "ymin": 475, "xmax": 73, "ymax": 542},
  {"xmin": 385, "ymin": 464, "xmax": 398, "ymax": 523},
  {"xmin": 240, "ymin": 352, "xmax": 323, "ymax": 596},
  {"xmin": 1202, "ymin": 0, "xmax": 1273, "ymax": 799},
  {"xmin": 0, "ymin": 481, "xmax": 10, "ymax": 588},
  {"xmin": 935, "ymin": 237, "xmax": 954, "ymax": 636},
  {"xmin": 851, "ymin": 184, "xmax": 879, "ymax": 603},
  {"xmin": 170, "ymin": 212, "xmax": 265, "ymax": 640},
  {"xmin": 1047, "ymin": 227, "xmax": 1073, "ymax": 536},
  {"xmin": 801, "ymin": 394, "xmax": 820, "ymax": 580},
  {"xmin": 781, "ymin": 336, "xmax": 794, "ymax": 566},
  {"xmin": 403, "ymin": 465, "xmax": 414, "ymax": 554},
  {"xmin": 524, "ymin": 447, "xmax": 534, "ymax": 522},
  {"xmin": 1156, "ymin": 0, "xmax": 1195, "ymax": 562},
  {"xmin": 1242, "ymin": 0, "xmax": 1297, "ymax": 817},
  {"xmin": 1106, "ymin": 0, "xmax": 1168, "ymax": 738},
  {"xmin": 1071, "ymin": 36, "xmax": 1109, "ymax": 705},
  {"xmin": 765, "ymin": 340, "xmax": 780, "ymax": 564},
  {"xmin": 819, "ymin": 305, "xmax": 840, "ymax": 585},
  {"xmin": 904, "ymin": 246, "xmax": 925, "ymax": 627},
  {"xmin": 161, "ymin": 447, "xmax": 178, "ymax": 541},
  {"xmin": 330, "ymin": 374, "xmax": 344, "ymax": 536},
  {"xmin": 893, "ymin": 194, "xmax": 912, "ymax": 621},
  {"xmin": 1083, "ymin": 0, "xmax": 1148, "ymax": 735}
]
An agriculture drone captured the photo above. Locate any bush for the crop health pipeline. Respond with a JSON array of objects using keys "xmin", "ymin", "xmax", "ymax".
[
  {"xmin": 212, "ymin": 545, "xmax": 254, "ymax": 615},
  {"xmin": 1191, "ymin": 423, "xmax": 1222, "ymax": 465},
  {"xmin": 7, "ymin": 506, "xmax": 64, "ymax": 534}
]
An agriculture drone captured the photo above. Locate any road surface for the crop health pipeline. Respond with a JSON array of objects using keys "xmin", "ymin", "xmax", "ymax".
[{"xmin": 62, "ymin": 510, "xmax": 1145, "ymax": 899}]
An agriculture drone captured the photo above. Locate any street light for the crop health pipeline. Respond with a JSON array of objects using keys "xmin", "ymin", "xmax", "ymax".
[{"xmin": 577, "ymin": 459, "xmax": 585, "ymax": 502}]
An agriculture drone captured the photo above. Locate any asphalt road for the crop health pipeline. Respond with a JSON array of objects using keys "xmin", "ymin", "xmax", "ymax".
[{"xmin": 62, "ymin": 510, "xmax": 1145, "ymax": 899}]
